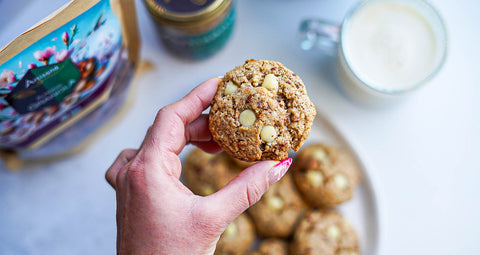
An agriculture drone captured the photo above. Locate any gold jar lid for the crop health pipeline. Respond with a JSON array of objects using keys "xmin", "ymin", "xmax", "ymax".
[{"xmin": 144, "ymin": 0, "xmax": 231, "ymax": 23}]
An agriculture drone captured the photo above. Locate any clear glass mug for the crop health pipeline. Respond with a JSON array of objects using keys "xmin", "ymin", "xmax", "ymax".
[{"xmin": 299, "ymin": 0, "xmax": 447, "ymax": 106}]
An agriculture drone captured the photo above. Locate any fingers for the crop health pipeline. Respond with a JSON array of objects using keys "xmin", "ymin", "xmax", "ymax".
[
  {"xmin": 146, "ymin": 78, "xmax": 220, "ymax": 154},
  {"xmin": 105, "ymin": 149, "xmax": 137, "ymax": 189},
  {"xmin": 185, "ymin": 114, "xmax": 212, "ymax": 142},
  {"xmin": 206, "ymin": 158, "xmax": 292, "ymax": 224},
  {"xmin": 185, "ymin": 115, "xmax": 212, "ymax": 143},
  {"xmin": 186, "ymin": 114, "xmax": 222, "ymax": 153},
  {"xmin": 191, "ymin": 141, "xmax": 222, "ymax": 154}
]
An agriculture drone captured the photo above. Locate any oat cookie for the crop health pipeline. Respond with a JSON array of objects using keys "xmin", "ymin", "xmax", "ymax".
[
  {"xmin": 291, "ymin": 210, "xmax": 360, "ymax": 255},
  {"xmin": 291, "ymin": 144, "xmax": 360, "ymax": 207},
  {"xmin": 247, "ymin": 173, "xmax": 306, "ymax": 238},
  {"xmin": 229, "ymin": 156, "xmax": 256, "ymax": 169},
  {"xmin": 209, "ymin": 59, "xmax": 316, "ymax": 161},
  {"xmin": 250, "ymin": 239, "xmax": 288, "ymax": 255},
  {"xmin": 215, "ymin": 213, "xmax": 255, "ymax": 255},
  {"xmin": 182, "ymin": 148, "xmax": 238, "ymax": 196}
]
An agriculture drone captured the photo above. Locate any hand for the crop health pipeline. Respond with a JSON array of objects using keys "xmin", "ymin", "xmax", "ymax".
[{"xmin": 105, "ymin": 78, "xmax": 292, "ymax": 255}]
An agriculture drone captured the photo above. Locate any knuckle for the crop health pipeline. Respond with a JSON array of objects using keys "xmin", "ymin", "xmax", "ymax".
[
  {"xmin": 105, "ymin": 169, "xmax": 113, "ymax": 182},
  {"xmin": 157, "ymin": 105, "xmax": 172, "ymax": 119},
  {"xmin": 124, "ymin": 158, "xmax": 146, "ymax": 188},
  {"xmin": 114, "ymin": 167, "xmax": 126, "ymax": 188},
  {"xmin": 105, "ymin": 172, "xmax": 113, "ymax": 187},
  {"xmin": 120, "ymin": 149, "xmax": 132, "ymax": 157}
]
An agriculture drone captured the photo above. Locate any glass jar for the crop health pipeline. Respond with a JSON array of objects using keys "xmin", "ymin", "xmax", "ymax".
[{"xmin": 144, "ymin": 0, "xmax": 235, "ymax": 59}]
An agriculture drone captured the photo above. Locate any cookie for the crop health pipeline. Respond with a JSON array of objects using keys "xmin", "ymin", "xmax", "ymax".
[
  {"xmin": 182, "ymin": 148, "xmax": 238, "ymax": 196},
  {"xmin": 247, "ymin": 173, "xmax": 306, "ymax": 238},
  {"xmin": 252, "ymin": 239, "xmax": 288, "ymax": 255},
  {"xmin": 229, "ymin": 156, "xmax": 256, "ymax": 169},
  {"xmin": 215, "ymin": 213, "xmax": 255, "ymax": 255},
  {"xmin": 209, "ymin": 59, "xmax": 316, "ymax": 161},
  {"xmin": 291, "ymin": 144, "xmax": 360, "ymax": 207},
  {"xmin": 291, "ymin": 210, "xmax": 360, "ymax": 255},
  {"xmin": 250, "ymin": 239, "xmax": 288, "ymax": 255}
]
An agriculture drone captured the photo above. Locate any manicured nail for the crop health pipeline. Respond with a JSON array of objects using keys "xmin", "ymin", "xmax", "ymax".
[{"xmin": 267, "ymin": 158, "xmax": 292, "ymax": 185}]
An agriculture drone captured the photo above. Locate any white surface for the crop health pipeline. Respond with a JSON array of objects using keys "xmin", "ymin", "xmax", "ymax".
[{"xmin": 0, "ymin": 0, "xmax": 479, "ymax": 254}]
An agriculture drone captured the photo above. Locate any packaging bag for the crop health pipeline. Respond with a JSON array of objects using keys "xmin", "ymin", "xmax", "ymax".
[{"xmin": 0, "ymin": 0, "xmax": 140, "ymax": 164}]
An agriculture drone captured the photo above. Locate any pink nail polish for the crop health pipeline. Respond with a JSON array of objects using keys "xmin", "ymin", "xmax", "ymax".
[{"xmin": 268, "ymin": 158, "xmax": 292, "ymax": 185}]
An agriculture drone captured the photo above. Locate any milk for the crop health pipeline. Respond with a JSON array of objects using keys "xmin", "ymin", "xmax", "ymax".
[
  {"xmin": 344, "ymin": 2, "xmax": 437, "ymax": 91},
  {"xmin": 336, "ymin": 0, "xmax": 446, "ymax": 105}
]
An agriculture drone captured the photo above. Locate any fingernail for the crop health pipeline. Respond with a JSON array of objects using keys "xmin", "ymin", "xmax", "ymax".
[{"xmin": 267, "ymin": 158, "xmax": 292, "ymax": 185}]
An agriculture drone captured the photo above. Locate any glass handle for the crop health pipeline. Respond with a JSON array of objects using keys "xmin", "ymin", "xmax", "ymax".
[{"xmin": 299, "ymin": 19, "xmax": 340, "ymax": 54}]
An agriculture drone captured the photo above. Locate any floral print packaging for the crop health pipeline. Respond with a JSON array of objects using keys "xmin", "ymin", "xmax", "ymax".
[{"xmin": 0, "ymin": 0, "xmax": 139, "ymax": 163}]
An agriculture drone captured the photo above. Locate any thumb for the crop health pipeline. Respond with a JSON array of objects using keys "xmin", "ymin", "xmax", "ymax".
[{"xmin": 207, "ymin": 158, "xmax": 292, "ymax": 225}]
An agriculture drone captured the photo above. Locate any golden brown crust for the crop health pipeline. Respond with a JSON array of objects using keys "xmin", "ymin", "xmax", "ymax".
[
  {"xmin": 291, "ymin": 210, "xmax": 360, "ymax": 255},
  {"xmin": 291, "ymin": 144, "xmax": 361, "ymax": 207},
  {"xmin": 182, "ymin": 148, "xmax": 239, "ymax": 196},
  {"xmin": 229, "ymin": 156, "xmax": 256, "ymax": 169},
  {"xmin": 250, "ymin": 239, "xmax": 288, "ymax": 255},
  {"xmin": 209, "ymin": 59, "xmax": 316, "ymax": 161},
  {"xmin": 247, "ymin": 174, "xmax": 307, "ymax": 238},
  {"xmin": 215, "ymin": 213, "xmax": 256, "ymax": 255}
]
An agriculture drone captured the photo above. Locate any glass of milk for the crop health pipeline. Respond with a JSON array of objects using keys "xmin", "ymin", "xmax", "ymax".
[{"xmin": 299, "ymin": 0, "xmax": 447, "ymax": 105}]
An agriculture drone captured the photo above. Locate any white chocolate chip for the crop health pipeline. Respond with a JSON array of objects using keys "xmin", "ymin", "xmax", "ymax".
[
  {"xmin": 224, "ymin": 222, "xmax": 238, "ymax": 237},
  {"xmin": 239, "ymin": 110, "xmax": 256, "ymax": 127},
  {"xmin": 313, "ymin": 149, "xmax": 328, "ymax": 162},
  {"xmin": 306, "ymin": 170, "xmax": 324, "ymax": 187},
  {"xmin": 267, "ymin": 196, "xmax": 284, "ymax": 210},
  {"xmin": 260, "ymin": 125, "xmax": 277, "ymax": 143},
  {"xmin": 262, "ymin": 74, "xmax": 278, "ymax": 91},
  {"xmin": 326, "ymin": 225, "xmax": 341, "ymax": 240},
  {"xmin": 224, "ymin": 81, "xmax": 238, "ymax": 95},
  {"xmin": 334, "ymin": 173, "xmax": 349, "ymax": 190}
]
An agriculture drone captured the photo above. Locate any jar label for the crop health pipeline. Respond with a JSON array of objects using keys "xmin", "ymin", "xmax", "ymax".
[
  {"xmin": 155, "ymin": 0, "xmax": 216, "ymax": 13},
  {"xmin": 0, "ymin": 0, "xmax": 123, "ymax": 149}
]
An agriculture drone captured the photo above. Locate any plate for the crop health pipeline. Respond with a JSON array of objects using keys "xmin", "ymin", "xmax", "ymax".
[
  {"xmin": 180, "ymin": 109, "xmax": 383, "ymax": 254},
  {"xmin": 304, "ymin": 109, "xmax": 383, "ymax": 255}
]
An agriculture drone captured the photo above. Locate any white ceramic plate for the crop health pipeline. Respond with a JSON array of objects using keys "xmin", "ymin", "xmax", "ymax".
[
  {"xmin": 303, "ymin": 109, "xmax": 383, "ymax": 255},
  {"xmin": 181, "ymin": 110, "xmax": 383, "ymax": 254}
]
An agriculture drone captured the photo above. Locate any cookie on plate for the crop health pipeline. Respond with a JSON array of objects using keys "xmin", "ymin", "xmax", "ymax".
[
  {"xmin": 215, "ymin": 213, "xmax": 255, "ymax": 255},
  {"xmin": 209, "ymin": 59, "xmax": 316, "ymax": 161},
  {"xmin": 250, "ymin": 239, "xmax": 288, "ymax": 255},
  {"xmin": 182, "ymin": 148, "xmax": 238, "ymax": 196},
  {"xmin": 247, "ymin": 173, "xmax": 306, "ymax": 238},
  {"xmin": 291, "ymin": 210, "xmax": 360, "ymax": 255},
  {"xmin": 291, "ymin": 144, "xmax": 360, "ymax": 207},
  {"xmin": 229, "ymin": 156, "xmax": 256, "ymax": 169}
]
